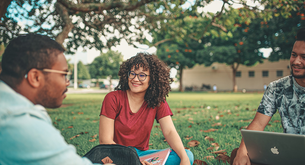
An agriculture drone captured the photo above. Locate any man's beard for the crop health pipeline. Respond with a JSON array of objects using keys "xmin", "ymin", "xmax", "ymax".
[
  {"xmin": 291, "ymin": 69, "xmax": 305, "ymax": 78},
  {"xmin": 37, "ymin": 82, "xmax": 64, "ymax": 108}
]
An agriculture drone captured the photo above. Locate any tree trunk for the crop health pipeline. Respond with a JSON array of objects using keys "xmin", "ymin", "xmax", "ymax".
[
  {"xmin": 55, "ymin": 2, "xmax": 73, "ymax": 47},
  {"xmin": 74, "ymin": 57, "xmax": 78, "ymax": 89},
  {"xmin": 179, "ymin": 67, "xmax": 184, "ymax": 92},
  {"xmin": 0, "ymin": 0, "xmax": 12, "ymax": 19},
  {"xmin": 96, "ymin": 79, "xmax": 100, "ymax": 87},
  {"xmin": 109, "ymin": 75, "xmax": 112, "ymax": 92},
  {"xmin": 231, "ymin": 63, "xmax": 239, "ymax": 92}
]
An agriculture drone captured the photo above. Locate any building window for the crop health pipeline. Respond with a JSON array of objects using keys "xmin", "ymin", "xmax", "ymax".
[
  {"xmin": 277, "ymin": 70, "xmax": 283, "ymax": 77},
  {"xmin": 249, "ymin": 71, "xmax": 255, "ymax": 77},
  {"xmin": 262, "ymin": 71, "xmax": 269, "ymax": 77},
  {"xmin": 236, "ymin": 71, "xmax": 241, "ymax": 77}
]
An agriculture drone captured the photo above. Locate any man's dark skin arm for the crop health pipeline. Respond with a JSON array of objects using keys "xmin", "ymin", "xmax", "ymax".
[{"xmin": 233, "ymin": 112, "xmax": 272, "ymax": 165}]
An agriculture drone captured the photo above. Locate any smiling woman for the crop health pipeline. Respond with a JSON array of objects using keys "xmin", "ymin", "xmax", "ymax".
[{"xmin": 98, "ymin": 52, "xmax": 194, "ymax": 165}]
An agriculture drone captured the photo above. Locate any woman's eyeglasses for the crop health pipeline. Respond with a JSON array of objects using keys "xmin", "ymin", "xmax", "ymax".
[{"xmin": 128, "ymin": 71, "xmax": 149, "ymax": 81}]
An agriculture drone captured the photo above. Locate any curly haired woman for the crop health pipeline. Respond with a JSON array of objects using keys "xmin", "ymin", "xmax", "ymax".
[{"xmin": 99, "ymin": 53, "xmax": 194, "ymax": 165}]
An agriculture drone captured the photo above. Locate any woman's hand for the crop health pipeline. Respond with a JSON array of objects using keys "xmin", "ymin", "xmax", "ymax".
[{"xmin": 141, "ymin": 160, "xmax": 153, "ymax": 165}]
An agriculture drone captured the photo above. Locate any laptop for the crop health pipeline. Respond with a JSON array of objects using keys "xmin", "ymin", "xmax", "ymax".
[{"xmin": 241, "ymin": 129, "xmax": 305, "ymax": 165}]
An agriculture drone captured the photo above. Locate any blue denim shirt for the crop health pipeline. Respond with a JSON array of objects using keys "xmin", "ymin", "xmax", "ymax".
[
  {"xmin": 0, "ymin": 80, "xmax": 100, "ymax": 165},
  {"xmin": 257, "ymin": 75, "xmax": 305, "ymax": 134}
]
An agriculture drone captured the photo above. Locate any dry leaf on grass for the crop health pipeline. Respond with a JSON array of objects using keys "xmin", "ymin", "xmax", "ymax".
[
  {"xmin": 204, "ymin": 136, "xmax": 215, "ymax": 142},
  {"xmin": 200, "ymin": 128, "xmax": 218, "ymax": 133},
  {"xmin": 193, "ymin": 159, "xmax": 207, "ymax": 165},
  {"xmin": 154, "ymin": 125, "xmax": 160, "ymax": 128},
  {"xmin": 185, "ymin": 135, "xmax": 193, "ymax": 140},
  {"xmin": 207, "ymin": 143, "xmax": 220, "ymax": 151},
  {"xmin": 77, "ymin": 112, "xmax": 84, "ymax": 115},
  {"xmin": 207, "ymin": 147, "xmax": 214, "ymax": 150},
  {"xmin": 211, "ymin": 149, "xmax": 227, "ymax": 154},
  {"xmin": 70, "ymin": 134, "xmax": 80, "ymax": 140},
  {"xmin": 273, "ymin": 120, "xmax": 280, "ymax": 123},
  {"xmin": 89, "ymin": 139, "xmax": 96, "ymax": 142},
  {"xmin": 203, "ymin": 156, "xmax": 214, "ymax": 160},
  {"xmin": 91, "ymin": 134, "xmax": 97, "ymax": 138},
  {"xmin": 215, "ymin": 153, "xmax": 230, "ymax": 163},
  {"xmin": 211, "ymin": 143, "xmax": 219, "ymax": 146},
  {"xmin": 67, "ymin": 126, "xmax": 73, "ymax": 128},
  {"xmin": 188, "ymin": 140, "xmax": 200, "ymax": 147},
  {"xmin": 188, "ymin": 125, "xmax": 192, "ymax": 128},
  {"xmin": 212, "ymin": 123, "xmax": 222, "ymax": 126}
]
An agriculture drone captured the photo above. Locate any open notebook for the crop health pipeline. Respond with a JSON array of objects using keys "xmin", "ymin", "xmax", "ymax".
[{"xmin": 139, "ymin": 148, "xmax": 171, "ymax": 165}]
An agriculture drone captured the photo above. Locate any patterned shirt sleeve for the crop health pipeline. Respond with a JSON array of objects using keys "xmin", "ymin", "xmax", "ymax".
[{"xmin": 257, "ymin": 83, "xmax": 278, "ymax": 117}]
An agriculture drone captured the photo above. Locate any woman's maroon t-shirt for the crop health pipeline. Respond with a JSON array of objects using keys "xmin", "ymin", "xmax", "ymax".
[{"xmin": 100, "ymin": 90, "xmax": 173, "ymax": 150}]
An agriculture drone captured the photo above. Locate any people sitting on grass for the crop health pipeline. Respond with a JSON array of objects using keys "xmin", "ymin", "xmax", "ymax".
[
  {"xmin": 231, "ymin": 27, "xmax": 305, "ymax": 165},
  {"xmin": 98, "ymin": 53, "xmax": 194, "ymax": 165},
  {"xmin": 0, "ymin": 34, "xmax": 100, "ymax": 165}
]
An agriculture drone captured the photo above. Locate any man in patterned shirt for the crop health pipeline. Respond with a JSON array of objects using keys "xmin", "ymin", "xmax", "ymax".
[{"xmin": 231, "ymin": 27, "xmax": 305, "ymax": 165}]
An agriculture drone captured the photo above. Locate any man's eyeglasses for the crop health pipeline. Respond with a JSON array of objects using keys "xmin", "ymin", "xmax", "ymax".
[
  {"xmin": 41, "ymin": 69, "xmax": 71, "ymax": 82},
  {"xmin": 128, "ymin": 71, "xmax": 149, "ymax": 81},
  {"xmin": 25, "ymin": 68, "xmax": 71, "ymax": 82}
]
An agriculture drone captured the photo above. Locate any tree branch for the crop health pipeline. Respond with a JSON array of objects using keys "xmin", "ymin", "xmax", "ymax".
[
  {"xmin": 57, "ymin": 0, "xmax": 158, "ymax": 12},
  {"xmin": 201, "ymin": 0, "xmax": 226, "ymax": 38},
  {"xmin": 0, "ymin": 0, "xmax": 13, "ymax": 19},
  {"xmin": 55, "ymin": 2, "xmax": 74, "ymax": 46},
  {"xmin": 211, "ymin": 22, "xmax": 227, "ymax": 32},
  {"xmin": 153, "ymin": 38, "xmax": 173, "ymax": 47}
]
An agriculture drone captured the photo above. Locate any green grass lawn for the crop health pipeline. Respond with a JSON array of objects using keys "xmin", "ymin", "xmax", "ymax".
[{"xmin": 49, "ymin": 92, "xmax": 282, "ymax": 164}]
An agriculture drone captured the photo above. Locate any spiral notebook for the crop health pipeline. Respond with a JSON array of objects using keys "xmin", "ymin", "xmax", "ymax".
[{"xmin": 139, "ymin": 148, "xmax": 170, "ymax": 165}]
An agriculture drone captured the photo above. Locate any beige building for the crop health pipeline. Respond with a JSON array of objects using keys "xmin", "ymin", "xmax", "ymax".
[{"xmin": 182, "ymin": 59, "xmax": 291, "ymax": 92}]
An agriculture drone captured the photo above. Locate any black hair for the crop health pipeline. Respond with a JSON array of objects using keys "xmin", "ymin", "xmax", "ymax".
[
  {"xmin": 296, "ymin": 27, "xmax": 305, "ymax": 42},
  {"xmin": 0, "ymin": 33, "xmax": 64, "ymax": 86},
  {"xmin": 115, "ymin": 52, "xmax": 173, "ymax": 108}
]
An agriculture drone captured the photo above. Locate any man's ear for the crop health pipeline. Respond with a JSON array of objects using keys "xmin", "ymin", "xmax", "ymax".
[{"xmin": 26, "ymin": 69, "xmax": 44, "ymax": 88}]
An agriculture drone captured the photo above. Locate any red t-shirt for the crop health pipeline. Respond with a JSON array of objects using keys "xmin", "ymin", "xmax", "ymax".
[{"xmin": 100, "ymin": 90, "xmax": 173, "ymax": 150}]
